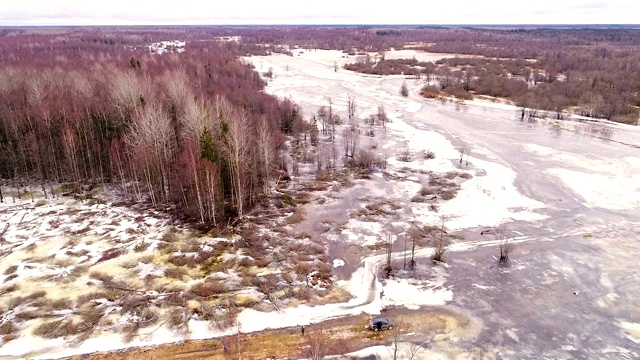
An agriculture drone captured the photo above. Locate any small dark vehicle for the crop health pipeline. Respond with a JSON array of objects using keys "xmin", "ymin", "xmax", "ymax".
[{"xmin": 369, "ymin": 316, "xmax": 393, "ymax": 331}]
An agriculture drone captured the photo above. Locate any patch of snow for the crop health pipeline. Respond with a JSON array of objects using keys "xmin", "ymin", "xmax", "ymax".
[
  {"xmin": 381, "ymin": 274, "xmax": 453, "ymax": 310},
  {"xmin": 471, "ymin": 283, "xmax": 494, "ymax": 290},
  {"xmin": 332, "ymin": 259, "xmax": 345, "ymax": 268},
  {"xmin": 221, "ymin": 249, "xmax": 252, "ymax": 262},
  {"xmin": 546, "ymin": 168, "xmax": 640, "ymax": 210},
  {"xmin": 505, "ymin": 329, "xmax": 520, "ymax": 342},
  {"xmin": 135, "ymin": 262, "xmax": 165, "ymax": 279},
  {"xmin": 618, "ymin": 321, "xmax": 640, "ymax": 343},
  {"xmin": 149, "ymin": 40, "xmax": 185, "ymax": 55}
]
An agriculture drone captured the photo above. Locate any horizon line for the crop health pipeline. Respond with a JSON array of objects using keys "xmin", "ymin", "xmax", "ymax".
[{"xmin": 2, "ymin": 23, "xmax": 640, "ymax": 28}]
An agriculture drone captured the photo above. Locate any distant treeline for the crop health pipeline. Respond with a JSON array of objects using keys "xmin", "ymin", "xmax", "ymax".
[{"xmin": 0, "ymin": 29, "xmax": 304, "ymax": 223}]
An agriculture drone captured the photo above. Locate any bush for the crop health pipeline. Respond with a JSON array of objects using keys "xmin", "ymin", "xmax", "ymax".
[
  {"xmin": 282, "ymin": 194, "xmax": 296, "ymax": 207},
  {"xmin": 420, "ymin": 85, "xmax": 441, "ymax": 99},
  {"xmin": 425, "ymin": 150, "xmax": 436, "ymax": 159},
  {"xmin": 400, "ymin": 82, "xmax": 409, "ymax": 97},
  {"xmin": 442, "ymin": 84, "xmax": 473, "ymax": 100},
  {"xmin": 294, "ymin": 263, "xmax": 312, "ymax": 278}
]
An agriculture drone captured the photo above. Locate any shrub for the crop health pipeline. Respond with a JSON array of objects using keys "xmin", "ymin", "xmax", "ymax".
[
  {"xmin": 442, "ymin": 84, "xmax": 473, "ymax": 100},
  {"xmin": 295, "ymin": 286, "xmax": 310, "ymax": 301},
  {"xmin": 294, "ymin": 263, "xmax": 312, "ymax": 278},
  {"xmin": 355, "ymin": 149, "xmax": 378, "ymax": 169},
  {"xmin": 420, "ymin": 85, "xmax": 441, "ymax": 99},
  {"xmin": 282, "ymin": 194, "xmax": 296, "ymax": 207},
  {"xmin": 425, "ymin": 150, "xmax": 436, "ymax": 159},
  {"xmin": 400, "ymin": 82, "xmax": 409, "ymax": 97}
]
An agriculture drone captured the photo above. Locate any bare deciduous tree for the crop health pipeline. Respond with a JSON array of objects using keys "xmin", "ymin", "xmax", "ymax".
[
  {"xmin": 257, "ymin": 116, "xmax": 275, "ymax": 195},
  {"xmin": 399, "ymin": 144, "xmax": 411, "ymax": 162},
  {"xmin": 126, "ymin": 103, "xmax": 175, "ymax": 207},
  {"xmin": 220, "ymin": 100, "xmax": 252, "ymax": 217},
  {"xmin": 317, "ymin": 106, "xmax": 327, "ymax": 135},
  {"xmin": 432, "ymin": 217, "xmax": 448, "ymax": 262},
  {"xmin": 347, "ymin": 95, "xmax": 356, "ymax": 121},
  {"xmin": 495, "ymin": 229, "xmax": 513, "ymax": 264},
  {"xmin": 411, "ymin": 218, "xmax": 449, "ymax": 263},
  {"xmin": 342, "ymin": 126, "xmax": 359, "ymax": 160},
  {"xmin": 389, "ymin": 321, "xmax": 405, "ymax": 360},
  {"xmin": 385, "ymin": 232, "xmax": 394, "ymax": 277},
  {"xmin": 377, "ymin": 105, "xmax": 388, "ymax": 132}
]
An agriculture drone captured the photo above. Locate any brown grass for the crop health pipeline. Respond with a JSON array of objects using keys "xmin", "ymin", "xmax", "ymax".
[
  {"xmin": 89, "ymin": 271, "xmax": 114, "ymax": 283},
  {"xmin": 164, "ymin": 267, "xmax": 188, "ymax": 279},
  {"xmin": 0, "ymin": 321, "xmax": 14, "ymax": 336},
  {"xmin": 441, "ymin": 190, "xmax": 457, "ymax": 200},
  {"xmin": 3, "ymin": 265, "xmax": 18, "ymax": 275},
  {"xmin": 285, "ymin": 208, "xmax": 306, "ymax": 225},
  {"xmin": 96, "ymin": 248, "xmax": 125, "ymax": 263},
  {"xmin": 294, "ymin": 263, "xmax": 312, "ymax": 278},
  {"xmin": 189, "ymin": 280, "xmax": 228, "ymax": 298},
  {"xmin": 134, "ymin": 241, "xmax": 151, "ymax": 252},
  {"xmin": 23, "ymin": 290, "xmax": 47, "ymax": 302},
  {"xmin": 32, "ymin": 319, "xmax": 78, "ymax": 339},
  {"xmin": 50, "ymin": 298, "xmax": 73, "ymax": 310},
  {"xmin": 76, "ymin": 291, "xmax": 110, "ymax": 306},
  {"xmin": 0, "ymin": 284, "xmax": 19, "ymax": 297}
]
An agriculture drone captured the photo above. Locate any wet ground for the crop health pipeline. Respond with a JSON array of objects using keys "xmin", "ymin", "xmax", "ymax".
[
  {"xmin": 256, "ymin": 50, "xmax": 640, "ymax": 358},
  {"xmin": 395, "ymin": 103, "xmax": 640, "ymax": 358},
  {"xmin": 32, "ymin": 51, "xmax": 640, "ymax": 360}
]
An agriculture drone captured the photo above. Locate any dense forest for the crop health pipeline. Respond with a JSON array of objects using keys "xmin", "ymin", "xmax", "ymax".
[{"xmin": 0, "ymin": 28, "xmax": 304, "ymax": 223}]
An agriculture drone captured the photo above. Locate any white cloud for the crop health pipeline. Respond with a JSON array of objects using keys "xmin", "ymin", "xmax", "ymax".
[{"xmin": 0, "ymin": 0, "xmax": 638, "ymax": 25}]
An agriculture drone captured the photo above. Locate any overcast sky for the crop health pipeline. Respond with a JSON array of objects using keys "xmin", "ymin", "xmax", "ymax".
[{"xmin": 1, "ymin": 1, "xmax": 639, "ymax": 26}]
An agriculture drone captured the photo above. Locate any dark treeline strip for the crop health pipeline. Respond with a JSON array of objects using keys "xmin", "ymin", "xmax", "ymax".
[{"xmin": 0, "ymin": 29, "xmax": 304, "ymax": 224}]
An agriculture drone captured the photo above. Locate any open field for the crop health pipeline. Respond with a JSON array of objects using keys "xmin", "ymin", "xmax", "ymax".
[{"xmin": 1, "ymin": 47, "xmax": 640, "ymax": 359}]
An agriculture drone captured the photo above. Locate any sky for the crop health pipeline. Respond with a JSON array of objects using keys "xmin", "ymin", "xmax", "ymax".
[{"xmin": 1, "ymin": 0, "xmax": 639, "ymax": 26}]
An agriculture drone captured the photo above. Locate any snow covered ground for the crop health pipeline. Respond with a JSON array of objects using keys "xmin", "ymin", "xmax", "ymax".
[
  {"xmin": 148, "ymin": 40, "xmax": 185, "ymax": 54},
  {"xmin": 2, "ymin": 49, "xmax": 640, "ymax": 359}
]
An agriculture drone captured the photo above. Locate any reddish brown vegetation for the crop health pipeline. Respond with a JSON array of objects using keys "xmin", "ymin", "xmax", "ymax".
[{"xmin": 0, "ymin": 28, "xmax": 303, "ymax": 224}]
